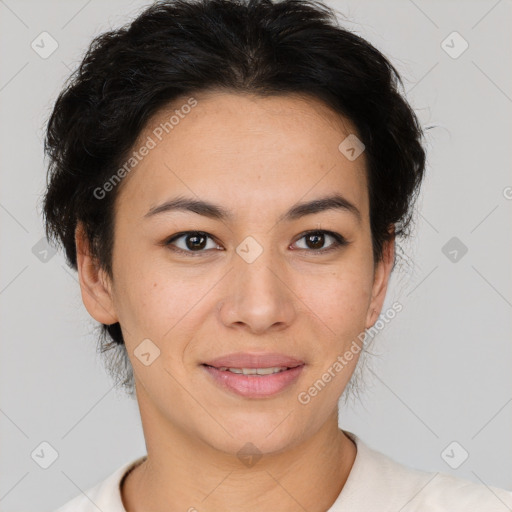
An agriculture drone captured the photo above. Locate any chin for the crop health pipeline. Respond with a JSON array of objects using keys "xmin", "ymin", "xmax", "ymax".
[{"xmin": 199, "ymin": 412, "xmax": 309, "ymax": 458}]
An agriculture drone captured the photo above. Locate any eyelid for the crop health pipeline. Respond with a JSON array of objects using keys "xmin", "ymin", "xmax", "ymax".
[
  {"xmin": 164, "ymin": 231, "xmax": 222, "ymax": 256},
  {"xmin": 291, "ymin": 230, "xmax": 348, "ymax": 253},
  {"xmin": 164, "ymin": 229, "xmax": 349, "ymax": 255}
]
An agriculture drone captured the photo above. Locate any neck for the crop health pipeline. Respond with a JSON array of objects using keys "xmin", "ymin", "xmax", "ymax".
[{"xmin": 122, "ymin": 395, "xmax": 356, "ymax": 512}]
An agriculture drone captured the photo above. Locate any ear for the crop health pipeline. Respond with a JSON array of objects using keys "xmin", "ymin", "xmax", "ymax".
[
  {"xmin": 365, "ymin": 226, "xmax": 395, "ymax": 329},
  {"xmin": 75, "ymin": 222, "xmax": 118, "ymax": 325}
]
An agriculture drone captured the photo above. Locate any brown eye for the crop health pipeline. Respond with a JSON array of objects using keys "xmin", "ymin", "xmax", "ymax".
[
  {"xmin": 165, "ymin": 231, "xmax": 220, "ymax": 254},
  {"xmin": 293, "ymin": 230, "xmax": 348, "ymax": 253},
  {"xmin": 183, "ymin": 233, "xmax": 207, "ymax": 250},
  {"xmin": 164, "ymin": 229, "xmax": 348, "ymax": 257},
  {"xmin": 305, "ymin": 232, "xmax": 325, "ymax": 249}
]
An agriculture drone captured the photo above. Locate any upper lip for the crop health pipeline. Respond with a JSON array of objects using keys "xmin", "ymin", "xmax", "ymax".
[{"xmin": 203, "ymin": 352, "xmax": 305, "ymax": 369}]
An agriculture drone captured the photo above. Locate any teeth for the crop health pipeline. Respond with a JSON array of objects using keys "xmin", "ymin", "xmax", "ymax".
[{"xmin": 217, "ymin": 366, "xmax": 288, "ymax": 376}]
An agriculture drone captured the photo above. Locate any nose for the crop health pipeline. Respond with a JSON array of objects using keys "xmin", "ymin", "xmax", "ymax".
[{"xmin": 216, "ymin": 242, "xmax": 296, "ymax": 335}]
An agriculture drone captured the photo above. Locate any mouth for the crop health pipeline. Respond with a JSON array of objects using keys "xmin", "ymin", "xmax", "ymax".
[
  {"xmin": 201, "ymin": 363, "xmax": 305, "ymax": 398},
  {"xmin": 203, "ymin": 364, "xmax": 301, "ymax": 375}
]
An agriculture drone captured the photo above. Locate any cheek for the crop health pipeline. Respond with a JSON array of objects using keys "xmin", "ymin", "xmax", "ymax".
[
  {"xmin": 123, "ymin": 279, "xmax": 179, "ymax": 340},
  {"xmin": 110, "ymin": 250, "xmax": 174, "ymax": 341},
  {"xmin": 304, "ymin": 261, "xmax": 374, "ymax": 330},
  {"xmin": 113, "ymin": 233, "xmax": 375, "ymax": 348},
  {"xmin": 113, "ymin": 256, "xmax": 217, "ymax": 353}
]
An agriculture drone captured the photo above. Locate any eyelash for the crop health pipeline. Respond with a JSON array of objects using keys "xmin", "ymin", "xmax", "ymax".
[{"xmin": 163, "ymin": 230, "xmax": 349, "ymax": 257}]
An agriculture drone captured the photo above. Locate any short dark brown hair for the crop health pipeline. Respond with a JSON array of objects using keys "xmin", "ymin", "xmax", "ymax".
[{"xmin": 42, "ymin": 0, "xmax": 427, "ymax": 396}]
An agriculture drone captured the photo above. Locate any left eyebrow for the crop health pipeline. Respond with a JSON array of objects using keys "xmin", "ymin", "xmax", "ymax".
[{"xmin": 144, "ymin": 193, "xmax": 361, "ymax": 224}]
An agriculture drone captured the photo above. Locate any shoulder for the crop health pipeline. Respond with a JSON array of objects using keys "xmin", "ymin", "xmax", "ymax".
[
  {"xmin": 53, "ymin": 456, "xmax": 147, "ymax": 512},
  {"xmin": 332, "ymin": 431, "xmax": 512, "ymax": 512},
  {"xmin": 412, "ymin": 471, "xmax": 512, "ymax": 510}
]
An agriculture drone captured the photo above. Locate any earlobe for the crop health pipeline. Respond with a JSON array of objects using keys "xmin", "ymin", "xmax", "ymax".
[
  {"xmin": 365, "ymin": 230, "xmax": 395, "ymax": 329},
  {"xmin": 75, "ymin": 223, "xmax": 118, "ymax": 325}
]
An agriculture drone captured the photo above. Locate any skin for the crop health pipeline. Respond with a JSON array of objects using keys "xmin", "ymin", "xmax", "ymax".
[{"xmin": 75, "ymin": 90, "xmax": 395, "ymax": 512}]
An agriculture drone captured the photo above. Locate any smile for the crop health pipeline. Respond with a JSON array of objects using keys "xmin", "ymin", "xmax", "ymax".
[
  {"xmin": 201, "ymin": 363, "xmax": 305, "ymax": 398},
  {"xmin": 211, "ymin": 365, "xmax": 291, "ymax": 375}
]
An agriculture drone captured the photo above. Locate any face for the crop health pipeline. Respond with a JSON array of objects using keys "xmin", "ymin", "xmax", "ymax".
[{"xmin": 77, "ymin": 91, "xmax": 394, "ymax": 456}]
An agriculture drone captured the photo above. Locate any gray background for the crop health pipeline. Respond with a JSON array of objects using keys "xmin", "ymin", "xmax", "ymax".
[{"xmin": 1, "ymin": 0, "xmax": 511, "ymax": 510}]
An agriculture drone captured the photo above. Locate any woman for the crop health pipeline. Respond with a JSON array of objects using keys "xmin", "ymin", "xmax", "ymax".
[{"xmin": 43, "ymin": 0, "xmax": 512, "ymax": 510}]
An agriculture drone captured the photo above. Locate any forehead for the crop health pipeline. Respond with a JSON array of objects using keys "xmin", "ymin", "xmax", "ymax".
[{"xmin": 115, "ymin": 91, "xmax": 368, "ymax": 222}]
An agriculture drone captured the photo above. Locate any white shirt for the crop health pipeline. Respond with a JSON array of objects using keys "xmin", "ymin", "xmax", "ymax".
[{"xmin": 54, "ymin": 430, "xmax": 512, "ymax": 511}]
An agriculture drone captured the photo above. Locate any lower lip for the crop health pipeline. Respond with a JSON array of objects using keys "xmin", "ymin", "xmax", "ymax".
[{"xmin": 202, "ymin": 364, "xmax": 304, "ymax": 398}]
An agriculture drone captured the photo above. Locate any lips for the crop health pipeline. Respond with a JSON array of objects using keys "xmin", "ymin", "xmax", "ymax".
[
  {"xmin": 202, "ymin": 363, "xmax": 304, "ymax": 398},
  {"xmin": 201, "ymin": 352, "xmax": 305, "ymax": 398},
  {"xmin": 202, "ymin": 352, "xmax": 305, "ymax": 369}
]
